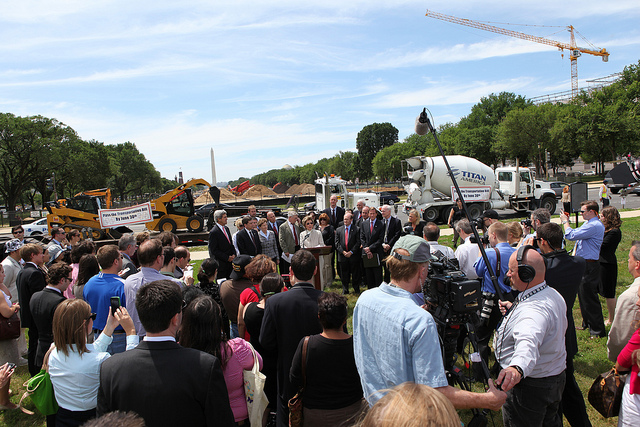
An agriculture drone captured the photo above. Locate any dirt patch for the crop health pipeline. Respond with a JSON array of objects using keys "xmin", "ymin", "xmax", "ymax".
[
  {"xmin": 242, "ymin": 184, "xmax": 277, "ymax": 198},
  {"xmin": 286, "ymin": 183, "xmax": 315, "ymax": 195}
]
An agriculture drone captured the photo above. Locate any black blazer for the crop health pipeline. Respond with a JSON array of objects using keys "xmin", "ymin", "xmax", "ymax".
[
  {"xmin": 259, "ymin": 283, "xmax": 323, "ymax": 413},
  {"xmin": 30, "ymin": 288, "xmax": 66, "ymax": 367},
  {"xmin": 236, "ymin": 228, "xmax": 262, "ymax": 257},
  {"xmin": 268, "ymin": 221, "xmax": 283, "ymax": 254},
  {"xmin": 322, "ymin": 206, "xmax": 345, "ymax": 229},
  {"xmin": 98, "ymin": 340, "xmax": 235, "ymax": 427},
  {"xmin": 335, "ymin": 224, "xmax": 361, "ymax": 262},
  {"xmin": 208, "ymin": 224, "xmax": 236, "ymax": 261},
  {"xmin": 382, "ymin": 216, "xmax": 403, "ymax": 249},
  {"xmin": 360, "ymin": 218, "xmax": 385, "ymax": 256},
  {"xmin": 120, "ymin": 255, "xmax": 138, "ymax": 279},
  {"xmin": 403, "ymin": 220, "xmax": 426, "ymax": 237},
  {"xmin": 543, "ymin": 250, "xmax": 586, "ymax": 359},
  {"xmin": 17, "ymin": 263, "xmax": 47, "ymax": 329},
  {"xmin": 599, "ymin": 228, "xmax": 621, "ymax": 265}
]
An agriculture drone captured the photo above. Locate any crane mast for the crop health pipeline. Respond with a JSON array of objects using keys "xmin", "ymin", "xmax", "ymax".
[{"xmin": 425, "ymin": 10, "xmax": 609, "ymax": 98}]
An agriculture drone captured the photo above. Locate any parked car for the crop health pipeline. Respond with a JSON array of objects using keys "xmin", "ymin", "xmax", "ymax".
[
  {"xmin": 24, "ymin": 218, "xmax": 49, "ymax": 236},
  {"xmin": 583, "ymin": 170, "xmax": 596, "ymax": 176},
  {"xmin": 535, "ymin": 181, "xmax": 565, "ymax": 198},
  {"xmin": 379, "ymin": 192, "xmax": 400, "ymax": 205}
]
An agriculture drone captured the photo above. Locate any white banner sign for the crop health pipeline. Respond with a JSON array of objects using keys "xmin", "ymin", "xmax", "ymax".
[
  {"xmin": 99, "ymin": 202, "xmax": 153, "ymax": 228},
  {"xmin": 451, "ymin": 186, "xmax": 492, "ymax": 202}
]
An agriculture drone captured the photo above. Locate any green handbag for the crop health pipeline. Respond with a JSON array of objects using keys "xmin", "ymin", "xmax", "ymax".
[{"xmin": 20, "ymin": 369, "xmax": 58, "ymax": 416}]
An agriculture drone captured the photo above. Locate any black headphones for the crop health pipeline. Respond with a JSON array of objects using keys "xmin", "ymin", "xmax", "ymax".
[{"xmin": 516, "ymin": 245, "xmax": 536, "ymax": 283}]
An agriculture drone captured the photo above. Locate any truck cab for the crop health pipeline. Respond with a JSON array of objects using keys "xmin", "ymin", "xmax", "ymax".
[
  {"xmin": 495, "ymin": 166, "xmax": 556, "ymax": 212},
  {"xmin": 314, "ymin": 175, "xmax": 379, "ymax": 211}
]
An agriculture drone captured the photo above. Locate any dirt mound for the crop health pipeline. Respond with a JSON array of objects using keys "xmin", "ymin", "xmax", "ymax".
[
  {"xmin": 219, "ymin": 187, "xmax": 236, "ymax": 200},
  {"xmin": 272, "ymin": 182, "xmax": 289, "ymax": 194},
  {"xmin": 243, "ymin": 184, "xmax": 277, "ymax": 198},
  {"xmin": 194, "ymin": 187, "xmax": 237, "ymax": 203}
]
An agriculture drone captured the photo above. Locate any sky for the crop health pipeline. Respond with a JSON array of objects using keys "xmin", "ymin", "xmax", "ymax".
[{"xmin": 2, "ymin": 1, "xmax": 639, "ymax": 183}]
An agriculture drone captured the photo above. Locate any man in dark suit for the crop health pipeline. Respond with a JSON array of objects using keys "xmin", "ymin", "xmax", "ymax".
[
  {"xmin": 208, "ymin": 209, "xmax": 236, "ymax": 280},
  {"xmin": 98, "ymin": 279, "xmax": 234, "ymax": 426},
  {"xmin": 30, "ymin": 263, "xmax": 70, "ymax": 369},
  {"xmin": 260, "ymin": 250, "xmax": 324, "ymax": 427},
  {"xmin": 360, "ymin": 208, "xmax": 385, "ymax": 289},
  {"xmin": 335, "ymin": 212, "xmax": 361, "ymax": 294},
  {"xmin": 352, "ymin": 199, "xmax": 365, "ymax": 224},
  {"xmin": 267, "ymin": 211, "xmax": 283, "ymax": 270},
  {"xmin": 236, "ymin": 215, "xmax": 262, "ymax": 257},
  {"xmin": 537, "ymin": 223, "xmax": 591, "ymax": 427},
  {"xmin": 322, "ymin": 195, "xmax": 345, "ymax": 229},
  {"xmin": 118, "ymin": 233, "xmax": 138, "ymax": 279},
  {"xmin": 17, "ymin": 243, "xmax": 47, "ymax": 375},
  {"xmin": 380, "ymin": 205, "xmax": 403, "ymax": 283}
]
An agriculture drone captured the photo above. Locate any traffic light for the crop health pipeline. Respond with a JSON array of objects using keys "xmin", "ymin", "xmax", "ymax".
[{"xmin": 46, "ymin": 178, "xmax": 54, "ymax": 191}]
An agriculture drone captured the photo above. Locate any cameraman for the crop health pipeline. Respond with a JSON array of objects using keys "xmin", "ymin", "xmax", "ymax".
[
  {"xmin": 453, "ymin": 219, "xmax": 479, "ymax": 279},
  {"xmin": 353, "ymin": 235, "xmax": 506, "ymax": 410},
  {"xmin": 473, "ymin": 222, "xmax": 516, "ymax": 374},
  {"xmin": 519, "ymin": 208, "xmax": 551, "ymax": 247},
  {"xmin": 479, "ymin": 210, "xmax": 500, "ymax": 234},
  {"xmin": 536, "ymin": 223, "xmax": 591, "ymax": 427}
]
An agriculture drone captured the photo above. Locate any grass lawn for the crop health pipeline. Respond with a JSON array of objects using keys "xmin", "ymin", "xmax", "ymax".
[{"xmin": 3, "ymin": 214, "xmax": 638, "ymax": 426}]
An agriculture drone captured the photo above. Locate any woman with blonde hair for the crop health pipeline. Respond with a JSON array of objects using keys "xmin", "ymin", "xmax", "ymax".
[
  {"xmin": 599, "ymin": 205, "xmax": 622, "ymax": 325},
  {"xmin": 358, "ymin": 382, "xmax": 460, "ymax": 427},
  {"xmin": 257, "ymin": 217, "xmax": 279, "ymax": 266},
  {"xmin": 507, "ymin": 222, "xmax": 524, "ymax": 247},
  {"xmin": 403, "ymin": 209, "xmax": 426, "ymax": 237},
  {"xmin": 561, "ymin": 185, "xmax": 571, "ymax": 213},
  {"xmin": 300, "ymin": 215, "xmax": 325, "ymax": 288},
  {"xmin": 48, "ymin": 299, "xmax": 137, "ymax": 425}
]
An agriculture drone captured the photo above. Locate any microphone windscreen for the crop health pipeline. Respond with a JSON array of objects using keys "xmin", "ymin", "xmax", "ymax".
[{"xmin": 415, "ymin": 116, "xmax": 429, "ymax": 136}]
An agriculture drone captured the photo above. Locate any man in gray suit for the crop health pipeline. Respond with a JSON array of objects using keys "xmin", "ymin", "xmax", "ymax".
[
  {"xmin": 278, "ymin": 211, "xmax": 301, "ymax": 274},
  {"xmin": 118, "ymin": 233, "xmax": 138, "ymax": 279}
]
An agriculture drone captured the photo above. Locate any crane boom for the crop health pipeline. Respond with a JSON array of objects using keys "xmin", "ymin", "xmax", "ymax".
[{"xmin": 425, "ymin": 9, "xmax": 609, "ymax": 98}]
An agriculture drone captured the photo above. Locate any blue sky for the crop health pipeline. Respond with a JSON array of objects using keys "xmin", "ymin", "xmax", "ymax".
[{"xmin": 2, "ymin": 1, "xmax": 638, "ymax": 183}]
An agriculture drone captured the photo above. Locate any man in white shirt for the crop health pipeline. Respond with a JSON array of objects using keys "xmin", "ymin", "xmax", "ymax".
[
  {"xmin": 422, "ymin": 222, "xmax": 455, "ymax": 259},
  {"xmin": 2, "ymin": 239, "xmax": 23, "ymax": 303},
  {"xmin": 453, "ymin": 219, "xmax": 479, "ymax": 279},
  {"xmin": 495, "ymin": 247, "xmax": 567, "ymax": 427},
  {"xmin": 607, "ymin": 241, "xmax": 640, "ymax": 361}
]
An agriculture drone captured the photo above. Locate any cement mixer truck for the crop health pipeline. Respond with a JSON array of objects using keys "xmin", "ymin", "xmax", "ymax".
[{"xmin": 403, "ymin": 155, "xmax": 557, "ymax": 223}]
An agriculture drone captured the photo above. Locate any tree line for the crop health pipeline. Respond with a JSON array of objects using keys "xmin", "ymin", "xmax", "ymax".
[
  {"xmin": 0, "ymin": 114, "xmax": 176, "ymax": 211},
  {"xmin": 241, "ymin": 59, "xmax": 640, "ymax": 188}
]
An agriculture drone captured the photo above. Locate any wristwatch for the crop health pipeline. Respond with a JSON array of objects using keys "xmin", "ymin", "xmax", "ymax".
[{"xmin": 510, "ymin": 365, "xmax": 524, "ymax": 378}]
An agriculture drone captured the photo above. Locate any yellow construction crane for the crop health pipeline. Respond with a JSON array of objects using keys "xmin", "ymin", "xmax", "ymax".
[{"xmin": 425, "ymin": 10, "xmax": 609, "ymax": 98}]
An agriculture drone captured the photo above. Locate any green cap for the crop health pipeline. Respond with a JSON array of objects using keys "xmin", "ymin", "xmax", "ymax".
[{"xmin": 391, "ymin": 235, "xmax": 431, "ymax": 263}]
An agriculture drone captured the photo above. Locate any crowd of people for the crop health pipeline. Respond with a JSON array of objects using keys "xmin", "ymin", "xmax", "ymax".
[{"xmin": 0, "ymin": 193, "xmax": 638, "ymax": 427}]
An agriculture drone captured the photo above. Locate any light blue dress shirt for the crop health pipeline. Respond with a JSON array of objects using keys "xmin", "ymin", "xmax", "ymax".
[
  {"xmin": 474, "ymin": 242, "xmax": 516, "ymax": 294},
  {"xmin": 49, "ymin": 333, "xmax": 139, "ymax": 411},
  {"xmin": 353, "ymin": 283, "xmax": 448, "ymax": 406},
  {"xmin": 564, "ymin": 216, "xmax": 604, "ymax": 261}
]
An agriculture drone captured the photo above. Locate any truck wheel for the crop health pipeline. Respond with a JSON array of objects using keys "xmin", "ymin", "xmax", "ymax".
[
  {"xmin": 441, "ymin": 207, "xmax": 453, "ymax": 224},
  {"xmin": 540, "ymin": 197, "xmax": 557, "ymax": 215},
  {"xmin": 423, "ymin": 207, "xmax": 439, "ymax": 222},
  {"xmin": 186, "ymin": 215, "xmax": 204, "ymax": 233},
  {"xmin": 158, "ymin": 218, "xmax": 177, "ymax": 233},
  {"xmin": 467, "ymin": 204, "xmax": 482, "ymax": 219}
]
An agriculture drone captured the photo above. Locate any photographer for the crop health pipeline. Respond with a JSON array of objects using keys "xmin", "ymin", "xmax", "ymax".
[
  {"xmin": 519, "ymin": 208, "xmax": 551, "ymax": 247},
  {"xmin": 453, "ymin": 219, "xmax": 479, "ymax": 279},
  {"xmin": 479, "ymin": 210, "xmax": 500, "ymax": 234},
  {"xmin": 353, "ymin": 235, "xmax": 506, "ymax": 410},
  {"xmin": 473, "ymin": 222, "xmax": 516, "ymax": 374}
]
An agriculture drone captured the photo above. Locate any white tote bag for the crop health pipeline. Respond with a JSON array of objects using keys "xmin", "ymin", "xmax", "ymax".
[{"xmin": 243, "ymin": 342, "xmax": 269, "ymax": 426}]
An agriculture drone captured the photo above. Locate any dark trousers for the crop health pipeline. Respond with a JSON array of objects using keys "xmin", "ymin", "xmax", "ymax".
[
  {"xmin": 55, "ymin": 407, "xmax": 96, "ymax": 427},
  {"xmin": 578, "ymin": 261, "xmax": 606, "ymax": 337},
  {"xmin": 339, "ymin": 258, "xmax": 361, "ymax": 294},
  {"xmin": 27, "ymin": 326, "xmax": 40, "ymax": 376},
  {"xmin": 560, "ymin": 357, "xmax": 592, "ymax": 427},
  {"xmin": 503, "ymin": 371, "xmax": 566, "ymax": 427},
  {"xmin": 363, "ymin": 265, "xmax": 382, "ymax": 289},
  {"xmin": 217, "ymin": 259, "xmax": 232, "ymax": 282}
]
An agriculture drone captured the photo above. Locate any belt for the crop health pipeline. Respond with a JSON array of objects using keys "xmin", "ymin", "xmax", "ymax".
[
  {"xmin": 585, "ymin": 259, "xmax": 599, "ymax": 263},
  {"xmin": 93, "ymin": 328, "xmax": 125, "ymax": 335}
]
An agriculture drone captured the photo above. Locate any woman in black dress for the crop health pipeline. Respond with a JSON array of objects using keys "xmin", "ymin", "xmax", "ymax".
[
  {"xmin": 599, "ymin": 206, "xmax": 622, "ymax": 326},
  {"xmin": 447, "ymin": 199, "xmax": 465, "ymax": 247},
  {"xmin": 290, "ymin": 293, "xmax": 365, "ymax": 427},
  {"xmin": 403, "ymin": 209, "xmax": 426, "ymax": 237},
  {"xmin": 243, "ymin": 273, "xmax": 285, "ymax": 425}
]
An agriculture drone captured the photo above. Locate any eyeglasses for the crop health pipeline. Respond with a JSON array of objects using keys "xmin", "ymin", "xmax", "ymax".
[
  {"xmin": 12, "ymin": 230, "xmax": 24, "ymax": 235},
  {"xmin": 87, "ymin": 313, "xmax": 97, "ymax": 321},
  {"xmin": 580, "ymin": 209, "xmax": 588, "ymax": 215},
  {"xmin": 65, "ymin": 276, "xmax": 73, "ymax": 281}
]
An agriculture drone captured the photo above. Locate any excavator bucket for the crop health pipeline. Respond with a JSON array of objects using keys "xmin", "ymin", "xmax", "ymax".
[{"xmin": 209, "ymin": 186, "xmax": 221, "ymax": 205}]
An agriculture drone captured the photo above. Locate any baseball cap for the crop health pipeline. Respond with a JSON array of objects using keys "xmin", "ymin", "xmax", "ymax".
[
  {"xmin": 230, "ymin": 255, "xmax": 253, "ymax": 280},
  {"xmin": 481, "ymin": 209, "xmax": 499, "ymax": 220},
  {"xmin": 391, "ymin": 235, "xmax": 431, "ymax": 263}
]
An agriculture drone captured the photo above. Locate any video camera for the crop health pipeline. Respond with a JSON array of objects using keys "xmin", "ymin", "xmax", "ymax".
[
  {"xmin": 520, "ymin": 218, "xmax": 532, "ymax": 228},
  {"xmin": 423, "ymin": 251, "xmax": 482, "ymax": 327}
]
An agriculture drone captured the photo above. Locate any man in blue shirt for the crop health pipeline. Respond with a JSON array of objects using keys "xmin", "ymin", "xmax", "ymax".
[
  {"xmin": 353, "ymin": 235, "xmax": 506, "ymax": 410},
  {"xmin": 84, "ymin": 245, "xmax": 127, "ymax": 354},
  {"xmin": 473, "ymin": 222, "xmax": 516, "ymax": 374},
  {"xmin": 561, "ymin": 200, "xmax": 606, "ymax": 338}
]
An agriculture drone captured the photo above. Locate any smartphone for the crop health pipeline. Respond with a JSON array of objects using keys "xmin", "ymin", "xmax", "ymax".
[{"xmin": 110, "ymin": 296, "xmax": 121, "ymax": 315}]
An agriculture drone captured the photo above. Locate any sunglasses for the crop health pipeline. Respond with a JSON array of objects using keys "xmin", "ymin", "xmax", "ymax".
[{"xmin": 87, "ymin": 313, "xmax": 97, "ymax": 321}]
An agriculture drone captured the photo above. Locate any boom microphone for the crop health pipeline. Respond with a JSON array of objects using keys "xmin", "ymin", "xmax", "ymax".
[{"xmin": 415, "ymin": 107, "xmax": 430, "ymax": 135}]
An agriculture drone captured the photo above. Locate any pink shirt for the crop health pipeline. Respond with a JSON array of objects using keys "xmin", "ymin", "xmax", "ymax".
[
  {"xmin": 63, "ymin": 263, "xmax": 80, "ymax": 299},
  {"xmin": 617, "ymin": 329, "xmax": 640, "ymax": 395},
  {"xmin": 222, "ymin": 338, "xmax": 263, "ymax": 422}
]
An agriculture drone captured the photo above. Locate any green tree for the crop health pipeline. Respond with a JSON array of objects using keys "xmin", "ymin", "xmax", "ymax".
[
  {"xmin": 107, "ymin": 142, "xmax": 162, "ymax": 200},
  {"xmin": 356, "ymin": 122, "xmax": 398, "ymax": 179}
]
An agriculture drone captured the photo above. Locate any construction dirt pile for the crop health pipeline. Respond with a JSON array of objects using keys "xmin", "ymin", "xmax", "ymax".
[
  {"xmin": 272, "ymin": 182, "xmax": 289, "ymax": 194},
  {"xmin": 243, "ymin": 185, "xmax": 277, "ymax": 198},
  {"xmin": 286, "ymin": 183, "xmax": 315, "ymax": 195},
  {"xmin": 218, "ymin": 187, "xmax": 236, "ymax": 200}
]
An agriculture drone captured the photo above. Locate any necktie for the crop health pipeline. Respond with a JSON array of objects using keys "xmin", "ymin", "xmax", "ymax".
[
  {"xmin": 384, "ymin": 219, "xmax": 389, "ymax": 243},
  {"xmin": 250, "ymin": 230, "xmax": 256, "ymax": 249},
  {"xmin": 222, "ymin": 226, "xmax": 230, "ymax": 243},
  {"xmin": 293, "ymin": 224, "xmax": 299, "ymax": 245},
  {"xmin": 272, "ymin": 223, "xmax": 278, "ymax": 237},
  {"xmin": 332, "ymin": 209, "xmax": 336, "ymax": 224},
  {"xmin": 370, "ymin": 220, "xmax": 374, "ymax": 234},
  {"xmin": 345, "ymin": 227, "xmax": 349, "ymax": 246}
]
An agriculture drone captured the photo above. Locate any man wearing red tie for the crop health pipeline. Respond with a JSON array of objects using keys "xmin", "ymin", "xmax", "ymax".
[
  {"xmin": 207, "ymin": 209, "xmax": 236, "ymax": 280},
  {"xmin": 335, "ymin": 212, "xmax": 361, "ymax": 294},
  {"xmin": 360, "ymin": 208, "xmax": 385, "ymax": 289},
  {"xmin": 236, "ymin": 215, "xmax": 262, "ymax": 256},
  {"xmin": 267, "ymin": 211, "xmax": 283, "ymax": 271}
]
